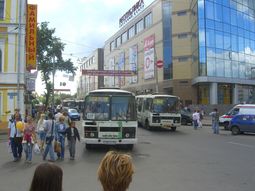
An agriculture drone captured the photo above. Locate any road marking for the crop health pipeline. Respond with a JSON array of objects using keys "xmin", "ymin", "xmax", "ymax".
[{"xmin": 227, "ymin": 141, "xmax": 254, "ymax": 149}]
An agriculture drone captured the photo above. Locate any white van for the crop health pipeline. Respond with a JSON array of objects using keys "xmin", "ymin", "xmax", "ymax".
[{"xmin": 219, "ymin": 104, "xmax": 255, "ymax": 130}]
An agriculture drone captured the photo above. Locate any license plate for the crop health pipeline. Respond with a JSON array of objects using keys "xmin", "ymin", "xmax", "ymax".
[
  {"xmin": 99, "ymin": 132, "xmax": 120, "ymax": 139},
  {"xmin": 162, "ymin": 120, "xmax": 173, "ymax": 128},
  {"xmin": 102, "ymin": 141, "xmax": 117, "ymax": 145}
]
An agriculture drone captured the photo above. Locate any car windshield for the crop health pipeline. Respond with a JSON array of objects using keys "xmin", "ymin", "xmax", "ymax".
[
  {"xmin": 69, "ymin": 109, "xmax": 78, "ymax": 113},
  {"xmin": 152, "ymin": 97, "xmax": 179, "ymax": 113}
]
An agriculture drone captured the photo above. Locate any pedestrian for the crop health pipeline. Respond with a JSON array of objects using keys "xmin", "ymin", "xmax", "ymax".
[
  {"xmin": 192, "ymin": 110, "xmax": 199, "ymax": 130},
  {"xmin": 65, "ymin": 121, "xmax": 80, "ymax": 160},
  {"xmin": 23, "ymin": 116, "xmax": 36, "ymax": 163},
  {"xmin": 55, "ymin": 116, "xmax": 67, "ymax": 160},
  {"xmin": 29, "ymin": 162, "xmax": 63, "ymax": 191},
  {"xmin": 197, "ymin": 110, "xmax": 203, "ymax": 128},
  {"xmin": 43, "ymin": 113, "xmax": 56, "ymax": 162},
  {"xmin": 97, "ymin": 151, "xmax": 134, "ymax": 191},
  {"xmin": 8, "ymin": 113, "xmax": 23, "ymax": 161},
  {"xmin": 37, "ymin": 113, "xmax": 46, "ymax": 151},
  {"xmin": 54, "ymin": 109, "xmax": 62, "ymax": 123},
  {"xmin": 62, "ymin": 111, "xmax": 71, "ymax": 127},
  {"xmin": 209, "ymin": 108, "xmax": 220, "ymax": 134}
]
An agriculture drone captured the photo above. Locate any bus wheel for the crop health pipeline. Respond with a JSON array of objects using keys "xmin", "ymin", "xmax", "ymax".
[
  {"xmin": 171, "ymin": 127, "xmax": 176, "ymax": 131},
  {"xmin": 85, "ymin": 144, "xmax": 93, "ymax": 150}
]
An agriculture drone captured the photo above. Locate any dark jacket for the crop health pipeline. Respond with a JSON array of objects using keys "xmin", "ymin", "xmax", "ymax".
[{"xmin": 65, "ymin": 127, "xmax": 80, "ymax": 141}]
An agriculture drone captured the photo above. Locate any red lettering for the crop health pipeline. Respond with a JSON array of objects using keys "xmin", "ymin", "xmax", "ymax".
[
  {"xmin": 29, "ymin": 54, "xmax": 35, "ymax": 60},
  {"xmin": 29, "ymin": 5, "xmax": 36, "ymax": 11},
  {"xmin": 30, "ymin": 11, "xmax": 35, "ymax": 16},
  {"xmin": 29, "ymin": 17, "xmax": 36, "ymax": 22},
  {"xmin": 29, "ymin": 23, "xmax": 35, "ymax": 29}
]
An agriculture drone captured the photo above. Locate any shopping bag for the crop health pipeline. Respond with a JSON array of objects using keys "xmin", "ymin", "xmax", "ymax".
[
  {"xmin": 54, "ymin": 141, "xmax": 61, "ymax": 153},
  {"xmin": 33, "ymin": 143, "xmax": 41, "ymax": 155},
  {"xmin": 6, "ymin": 142, "xmax": 12, "ymax": 153}
]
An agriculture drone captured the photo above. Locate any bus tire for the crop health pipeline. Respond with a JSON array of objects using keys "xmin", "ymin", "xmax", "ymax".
[
  {"xmin": 171, "ymin": 127, "xmax": 176, "ymax": 131},
  {"xmin": 85, "ymin": 144, "xmax": 93, "ymax": 150}
]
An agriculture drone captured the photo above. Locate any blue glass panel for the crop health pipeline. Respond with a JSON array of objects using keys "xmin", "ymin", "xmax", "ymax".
[
  {"xmin": 199, "ymin": 19, "xmax": 205, "ymax": 29},
  {"xmin": 230, "ymin": 0, "xmax": 237, "ymax": 10},
  {"xmin": 238, "ymin": 28, "xmax": 244, "ymax": 37},
  {"xmin": 238, "ymin": 36, "xmax": 244, "ymax": 52},
  {"xmin": 251, "ymin": 40, "xmax": 255, "ymax": 52},
  {"xmin": 239, "ymin": 62, "xmax": 245, "ymax": 79},
  {"xmin": 231, "ymin": 26, "xmax": 237, "ymax": 35},
  {"xmin": 216, "ymin": 59, "xmax": 225, "ymax": 77},
  {"xmin": 215, "ymin": 22, "xmax": 223, "ymax": 31},
  {"xmin": 246, "ymin": 63, "xmax": 251, "ymax": 79},
  {"xmin": 215, "ymin": 31, "xmax": 223, "ymax": 49},
  {"xmin": 214, "ymin": 3, "xmax": 222, "ymax": 22},
  {"xmin": 206, "ymin": 19, "xmax": 214, "ymax": 29},
  {"xmin": 206, "ymin": 1, "xmax": 214, "ymax": 19},
  {"xmin": 231, "ymin": 9, "xmax": 237, "ymax": 26},
  {"xmin": 223, "ymin": 7, "xmax": 230, "ymax": 23},
  {"xmin": 231, "ymin": 35, "xmax": 238, "ymax": 51},
  {"xmin": 207, "ymin": 47, "xmax": 216, "ymax": 58},
  {"xmin": 222, "ymin": 0, "xmax": 230, "ymax": 6},
  {"xmin": 198, "ymin": 0, "xmax": 205, "ymax": 19},
  {"xmin": 215, "ymin": 48, "xmax": 224, "ymax": 59},
  {"xmin": 245, "ymin": 30, "xmax": 250, "ymax": 39},
  {"xmin": 232, "ymin": 61, "xmax": 239, "ymax": 78},
  {"xmin": 199, "ymin": 29, "xmax": 206, "ymax": 46},
  {"xmin": 207, "ymin": 58, "xmax": 216, "ymax": 76},
  {"xmin": 239, "ymin": 53, "xmax": 245, "ymax": 62},
  {"xmin": 244, "ymin": 15, "xmax": 249, "ymax": 29},
  {"xmin": 223, "ymin": 24, "xmax": 230, "ymax": 33},
  {"xmin": 237, "ymin": 12, "xmax": 244, "ymax": 29},
  {"xmin": 225, "ymin": 60, "xmax": 232, "ymax": 77},
  {"xmin": 206, "ymin": 29, "xmax": 216, "ymax": 47},
  {"xmin": 199, "ymin": 46, "xmax": 206, "ymax": 62}
]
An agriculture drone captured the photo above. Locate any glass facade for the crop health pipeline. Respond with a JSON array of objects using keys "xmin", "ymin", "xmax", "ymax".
[
  {"xmin": 196, "ymin": 0, "xmax": 255, "ymax": 79},
  {"xmin": 162, "ymin": 0, "xmax": 172, "ymax": 79}
]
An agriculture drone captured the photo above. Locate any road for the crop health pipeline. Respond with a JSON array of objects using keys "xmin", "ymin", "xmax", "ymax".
[{"xmin": 0, "ymin": 122, "xmax": 254, "ymax": 191}]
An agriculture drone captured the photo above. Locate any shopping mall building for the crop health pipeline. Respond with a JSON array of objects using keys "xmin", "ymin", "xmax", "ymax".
[{"xmin": 103, "ymin": 0, "xmax": 255, "ymax": 105}]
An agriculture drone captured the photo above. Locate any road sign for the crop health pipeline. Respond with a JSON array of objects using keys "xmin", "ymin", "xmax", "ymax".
[{"xmin": 156, "ymin": 60, "xmax": 164, "ymax": 68}]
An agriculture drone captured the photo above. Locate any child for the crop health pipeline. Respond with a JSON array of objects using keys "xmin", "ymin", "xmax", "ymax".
[{"xmin": 65, "ymin": 121, "xmax": 80, "ymax": 160}]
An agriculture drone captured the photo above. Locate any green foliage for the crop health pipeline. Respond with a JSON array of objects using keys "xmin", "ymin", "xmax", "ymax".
[{"xmin": 37, "ymin": 22, "xmax": 77, "ymax": 108}]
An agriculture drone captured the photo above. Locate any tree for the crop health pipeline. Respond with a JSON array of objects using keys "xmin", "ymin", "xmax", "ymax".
[{"xmin": 37, "ymin": 22, "xmax": 76, "ymax": 109}]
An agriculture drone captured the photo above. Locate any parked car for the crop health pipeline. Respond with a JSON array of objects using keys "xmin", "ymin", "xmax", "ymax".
[
  {"xmin": 68, "ymin": 108, "xmax": 81, "ymax": 121},
  {"xmin": 229, "ymin": 114, "xmax": 255, "ymax": 135},
  {"xmin": 219, "ymin": 104, "xmax": 255, "ymax": 130},
  {"xmin": 180, "ymin": 109, "xmax": 193, "ymax": 125}
]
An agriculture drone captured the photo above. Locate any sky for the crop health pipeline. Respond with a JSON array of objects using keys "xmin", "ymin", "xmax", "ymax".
[{"xmin": 28, "ymin": 0, "xmax": 155, "ymax": 95}]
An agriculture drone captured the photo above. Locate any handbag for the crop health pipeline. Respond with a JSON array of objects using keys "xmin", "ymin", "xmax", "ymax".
[
  {"xmin": 45, "ymin": 120, "xmax": 54, "ymax": 145},
  {"xmin": 54, "ymin": 141, "xmax": 61, "ymax": 153}
]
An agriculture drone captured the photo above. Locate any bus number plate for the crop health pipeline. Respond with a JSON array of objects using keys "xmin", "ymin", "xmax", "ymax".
[
  {"xmin": 99, "ymin": 132, "xmax": 120, "ymax": 139},
  {"xmin": 161, "ymin": 120, "xmax": 173, "ymax": 128}
]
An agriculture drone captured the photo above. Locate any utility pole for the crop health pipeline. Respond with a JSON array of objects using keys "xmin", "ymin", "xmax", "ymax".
[
  {"xmin": 17, "ymin": 0, "xmax": 22, "ymax": 109},
  {"xmin": 52, "ymin": 56, "xmax": 55, "ymax": 112}
]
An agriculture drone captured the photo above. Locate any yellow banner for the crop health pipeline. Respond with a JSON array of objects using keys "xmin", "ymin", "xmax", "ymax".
[{"xmin": 26, "ymin": 4, "xmax": 37, "ymax": 70}]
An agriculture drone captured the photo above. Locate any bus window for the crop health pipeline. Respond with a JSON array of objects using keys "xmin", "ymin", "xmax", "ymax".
[{"xmin": 152, "ymin": 97, "xmax": 179, "ymax": 113}]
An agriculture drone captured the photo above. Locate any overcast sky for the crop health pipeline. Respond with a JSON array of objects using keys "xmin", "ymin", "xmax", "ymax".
[{"xmin": 28, "ymin": 0, "xmax": 155, "ymax": 95}]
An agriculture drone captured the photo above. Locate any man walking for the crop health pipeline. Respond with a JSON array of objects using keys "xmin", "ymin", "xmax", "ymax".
[{"xmin": 210, "ymin": 108, "xmax": 220, "ymax": 134}]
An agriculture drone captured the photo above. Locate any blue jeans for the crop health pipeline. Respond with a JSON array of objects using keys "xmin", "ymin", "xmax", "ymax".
[
  {"xmin": 57, "ymin": 135, "xmax": 65, "ymax": 159},
  {"xmin": 43, "ymin": 138, "xmax": 55, "ymax": 161},
  {"xmin": 10, "ymin": 137, "xmax": 23, "ymax": 159},
  {"xmin": 212, "ymin": 122, "xmax": 219, "ymax": 134},
  {"xmin": 39, "ymin": 131, "xmax": 46, "ymax": 141},
  {"xmin": 24, "ymin": 143, "xmax": 33, "ymax": 161}
]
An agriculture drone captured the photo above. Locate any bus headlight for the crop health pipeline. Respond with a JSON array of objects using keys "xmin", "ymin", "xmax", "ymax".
[
  {"xmin": 90, "ymin": 132, "xmax": 95, "ymax": 137},
  {"xmin": 125, "ymin": 133, "xmax": 130, "ymax": 138}
]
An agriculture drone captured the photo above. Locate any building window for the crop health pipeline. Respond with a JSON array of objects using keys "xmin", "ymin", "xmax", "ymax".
[
  {"xmin": 121, "ymin": 31, "xmax": 128, "ymax": 43},
  {"xmin": 116, "ymin": 36, "xmax": 121, "ymax": 47},
  {"xmin": 0, "ymin": 0, "xmax": 4, "ymax": 20},
  {"xmin": 178, "ymin": 56, "xmax": 189, "ymax": 62},
  {"xmin": 177, "ymin": 11, "xmax": 187, "ymax": 16},
  {"xmin": 144, "ymin": 12, "xmax": 152, "ymax": 28},
  {"xmin": 128, "ymin": 26, "xmax": 135, "ymax": 39},
  {"xmin": 136, "ymin": 19, "xmax": 144, "ymax": 34},
  {"xmin": 178, "ymin": 33, "xmax": 188, "ymax": 39}
]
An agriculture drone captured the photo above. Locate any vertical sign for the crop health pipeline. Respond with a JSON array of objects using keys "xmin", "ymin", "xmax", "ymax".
[
  {"xmin": 118, "ymin": 52, "xmax": 125, "ymax": 87},
  {"xmin": 144, "ymin": 34, "xmax": 155, "ymax": 80},
  {"xmin": 129, "ymin": 45, "xmax": 138, "ymax": 84},
  {"xmin": 105, "ymin": 58, "xmax": 115, "ymax": 87},
  {"xmin": 26, "ymin": 4, "xmax": 37, "ymax": 70}
]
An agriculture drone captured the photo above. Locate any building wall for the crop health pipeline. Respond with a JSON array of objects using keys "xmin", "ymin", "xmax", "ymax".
[{"xmin": 0, "ymin": 0, "xmax": 26, "ymax": 124}]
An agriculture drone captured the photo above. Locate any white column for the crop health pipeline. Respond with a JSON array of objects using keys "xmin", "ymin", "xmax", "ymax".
[
  {"xmin": 232, "ymin": 84, "xmax": 238, "ymax": 104},
  {"xmin": 210, "ymin": 82, "xmax": 218, "ymax": 104}
]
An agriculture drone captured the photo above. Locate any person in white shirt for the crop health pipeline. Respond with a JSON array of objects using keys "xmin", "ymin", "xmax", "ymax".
[
  {"xmin": 37, "ymin": 113, "xmax": 46, "ymax": 151},
  {"xmin": 54, "ymin": 110, "xmax": 62, "ymax": 123},
  {"xmin": 192, "ymin": 110, "xmax": 200, "ymax": 130}
]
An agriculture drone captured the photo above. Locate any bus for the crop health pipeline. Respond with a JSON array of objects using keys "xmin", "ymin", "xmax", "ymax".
[
  {"xmin": 83, "ymin": 88, "xmax": 137, "ymax": 150},
  {"xmin": 75, "ymin": 100, "xmax": 84, "ymax": 112},
  {"xmin": 136, "ymin": 94, "xmax": 181, "ymax": 131},
  {"xmin": 62, "ymin": 99, "xmax": 76, "ymax": 110}
]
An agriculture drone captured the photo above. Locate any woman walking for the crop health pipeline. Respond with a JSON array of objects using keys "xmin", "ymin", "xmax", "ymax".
[
  {"xmin": 23, "ymin": 116, "xmax": 36, "ymax": 163},
  {"xmin": 37, "ymin": 113, "xmax": 46, "ymax": 151},
  {"xmin": 55, "ymin": 115, "xmax": 67, "ymax": 160},
  {"xmin": 66, "ymin": 121, "xmax": 80, "ymax": 160}
]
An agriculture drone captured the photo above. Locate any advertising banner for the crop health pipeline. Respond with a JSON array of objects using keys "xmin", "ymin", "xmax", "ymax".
[
  {"xmin": 26, "ymin": 4, "xmax": 37, "ymax": 70},
  {"xmin": 129, "ymin": 45, "xmax": 138, "ymax": 84},
  {"xmin": 118, "ymin": 52, "xmax": 125, "ymax": 87},
  {"xmin": 144, "ymin": 35, "xmax": 155, "ymax": 80}
]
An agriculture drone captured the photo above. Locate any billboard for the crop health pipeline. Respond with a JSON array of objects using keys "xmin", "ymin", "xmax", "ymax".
[
  {"xmin": 118, "ymin": 52, "xmax": 125, "ymax": 87},
  {"xmin": 144, "ymin": 34, "xmax": 155, "ymax": 80},
  {"xmin": 26, "ymin": 4, "xmax": 37, "ymax": 70},
  {"xmin": 129, "ymin": 45, "xmax": 138, "ymax": 84}
]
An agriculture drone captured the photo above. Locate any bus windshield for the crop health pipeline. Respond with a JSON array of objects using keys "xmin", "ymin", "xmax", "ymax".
[
  {"xmin": 84, "ymin": 95, "xmax": 136, "ymax": 121},
  {"xmin": 152, "ymin": 97, "xmax": 179, "ymax": 113}
]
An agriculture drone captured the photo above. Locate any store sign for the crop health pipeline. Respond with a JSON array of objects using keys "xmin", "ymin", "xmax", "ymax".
[
  {"xmin": 26, "ymin": 79, "xmax": 35, "ymax": 91},
  {"xmin": 82, "ymin": 70, "xmax": 136, "ymax": 76},
  {"xmin": 144, "ymin": 34, "xmax": 155, "ymax": 80},
  {"xmin": 119, "ymin": 0, "xmax": 144, "ymax": 27},
  {"xmin": 26, "ymin": 4, "xmax": 37, "ymax": 70}
]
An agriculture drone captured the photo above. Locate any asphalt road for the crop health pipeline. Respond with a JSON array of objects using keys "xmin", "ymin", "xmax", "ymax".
[{"xmin": 0, "ymin": 123, "xmax": 254, "ymax": 191}]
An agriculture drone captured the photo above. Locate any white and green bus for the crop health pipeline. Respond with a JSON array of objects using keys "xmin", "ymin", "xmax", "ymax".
[
  {"xmin": 82, "ymin": 89, "xmax": 137, "ymax": 150},
  {"xmin": 136, "ymin": 94, "xmax": 181, "ymax": 131}
]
